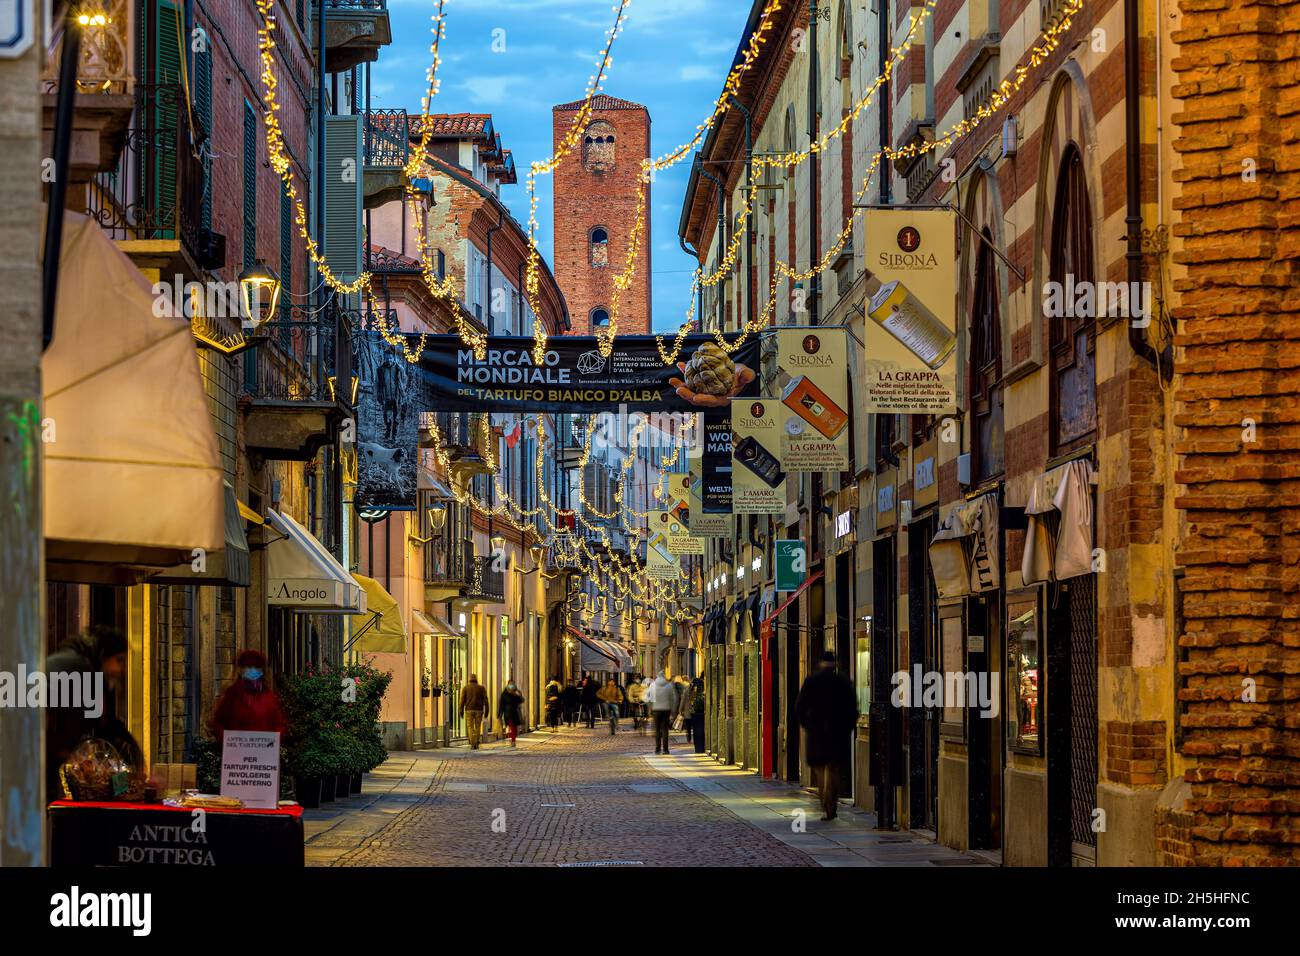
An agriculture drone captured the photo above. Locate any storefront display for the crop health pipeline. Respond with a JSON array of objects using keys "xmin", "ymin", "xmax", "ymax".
[{"xmin": 1006, "ymin": 594, "xmax": 1042, "ymax": 753}]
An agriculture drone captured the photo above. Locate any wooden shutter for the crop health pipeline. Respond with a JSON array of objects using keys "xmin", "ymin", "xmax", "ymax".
[
  {"xmin": 324, "ymin": 114, "xmax": 364, "ymax": 282},
  {"xmin": 152, "ymin": 1, "xmax": 183, "ymax": 238},
  {"xmin": 243, "ymin": 101, "xmax": 258, "ymax": 269},
  {"xmin": 193, "ymin": 38, "xmax": 213, "ymax": 232},
  {"xmin": 280, "ymin": 188, "xmax": 293, "ymax": 319}
]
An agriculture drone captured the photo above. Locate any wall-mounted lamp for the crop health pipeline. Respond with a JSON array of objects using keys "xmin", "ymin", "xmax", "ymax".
[{"xmin": 238, "ymin": 261, "xmax": 281, "ymax": 330}]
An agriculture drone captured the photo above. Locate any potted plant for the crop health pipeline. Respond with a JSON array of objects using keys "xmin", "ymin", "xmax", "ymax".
[{"xmin": 286, "ymin": 732, "xmax": 337, "ymax": 809}]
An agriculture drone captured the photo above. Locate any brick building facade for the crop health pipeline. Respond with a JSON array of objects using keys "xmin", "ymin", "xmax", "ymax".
[
  {"xmin": 552, "ymin": 94, "xmax": 652, "ymax": 334},
  {"xmin": 1160, "ymin": 0, "xmax": 1300, "ymax": 866}
]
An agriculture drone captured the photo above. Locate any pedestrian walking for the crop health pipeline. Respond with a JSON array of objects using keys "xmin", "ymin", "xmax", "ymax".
[
  {"xmin": 795, "ymin": 650, "xmax": 859, "ymax": 820},
  {"xmin": 626, "ymin": 676, "xmax": 646, "ymax": 733},
  {"xmin": 579, "ymin": 673, "xmax": 600, "ymax": 729},
  {"xmin": 544, "ymin": 676, "xmax": 563, "ymax": 732},
  {"xmin": 598, "ymin": 678, "xmax": 624, "ymax": 734},
  {"xmin": 682, "ymin": 677, "xmax": 703, "ymax": 744},
  {"xmin": 498, "ymin": 677, "xmax": 525, "ymax": 747},
  {"xmin": 460, "ymin": 674, "xmax": 489, "ymax": 750},
  {"xmin": 646, "ymin": 671, "xmax": 679, "ymax": 755},
  {"xmin": 561, "ymin": 679, "xmax": 580, "ymax": 727}
]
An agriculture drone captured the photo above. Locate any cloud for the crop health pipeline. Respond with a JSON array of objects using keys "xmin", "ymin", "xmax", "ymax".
[{"xmin": 679, "ymin": 64, "xmax": 717, "ymax": 82}]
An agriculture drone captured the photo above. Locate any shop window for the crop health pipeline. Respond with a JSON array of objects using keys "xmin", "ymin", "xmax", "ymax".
[
  {"xmin": 590, "ymin": 226, "xmax": 609, "ymax": 268},
  {"xmin": 1006, "ymin": 595, "xmax": 1042, "ymax": 753},
  {"xmin": 582, "ymin": 121, "xmax": 616, "ymax": 172},
  {"xmin": 970, "ymin": 229, "xmax": 1004, "ymax": 482},
  {"xmin": 1048, "ymin": 145, "xmax": 1098, "ymax": 453}
]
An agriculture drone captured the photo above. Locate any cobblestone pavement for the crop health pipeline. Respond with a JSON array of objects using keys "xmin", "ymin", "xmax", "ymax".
[{"xmin": 322, "ymin": 724, "xmax": 815, "ymax": 867}]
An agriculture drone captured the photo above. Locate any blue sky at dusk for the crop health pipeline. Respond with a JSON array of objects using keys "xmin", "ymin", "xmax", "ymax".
[{"xmin": 370, "ymin": 0, "xmax": 752, "ymax": 332}]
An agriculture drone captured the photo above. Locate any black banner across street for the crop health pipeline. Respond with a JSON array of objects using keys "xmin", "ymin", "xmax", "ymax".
[{"xmin": 415, "ymin": 333, "xmax": 760, "ymax": 414}]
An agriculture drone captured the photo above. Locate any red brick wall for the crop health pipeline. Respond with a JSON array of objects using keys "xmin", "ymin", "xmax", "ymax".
[
  {"xmin": 1163, "ymin": 0, "xmax": 1300, "ymax": 866},
  {"xmin": 551, "ymin": 102, "xmax": 652, "ymax": 333},
  {"xmin": 198, "ymin": 0, "xmax": 314, "ymax": 301}
]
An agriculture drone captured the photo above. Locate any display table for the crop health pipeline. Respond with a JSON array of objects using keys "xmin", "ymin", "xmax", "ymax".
[{"xmin": 48, "ymin": 800, "xmax": 305, "ymax": 866}]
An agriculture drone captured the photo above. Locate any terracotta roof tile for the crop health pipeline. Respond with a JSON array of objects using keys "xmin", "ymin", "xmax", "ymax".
[{"xmin": 554, "ymin": 93, "xmax": 646, "ymax": 112}]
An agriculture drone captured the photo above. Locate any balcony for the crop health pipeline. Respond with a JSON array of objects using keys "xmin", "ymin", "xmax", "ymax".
[
  {"xmin": 421, "ymin": 411, "xmax": 496, "ymax": 479},
  {"xmin": 41, "ymin": 1, "xmax": 134, "ymax": 184},
  {"xmin": 84, "ymin": 84, "xmax": 223, "ymax": 276},
  {"xmin": 325, "ymin": 0, "xmax": 393, "ymax": 74},
  {"xmin": 421, "ymin": 492, "xmax": 473, "ymax": 601},
  {"xmin": 463, "ymin": 554, "xmax": 505, "ymax": 605},
  {"xmin": 364, "ymin": 109, "xmax": 408, "ymax": 209},
  {"xmin": 239, "ymin": 305, "xmax": 364, "ymax": 461}
]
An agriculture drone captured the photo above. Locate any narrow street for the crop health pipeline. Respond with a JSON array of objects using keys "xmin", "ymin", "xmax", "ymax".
[{"xmin": 303, "ymin": 726, "xmax": 987, "ymax": 868}]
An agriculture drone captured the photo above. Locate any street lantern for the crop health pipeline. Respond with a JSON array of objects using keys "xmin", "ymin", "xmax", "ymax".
[
  {"xmin": 238, "ymin": 261, "xmax": 281, "ymax": 330},
  {"xmin": 427, "ymin": 502, "xmax": 448, "ymax": 536}
]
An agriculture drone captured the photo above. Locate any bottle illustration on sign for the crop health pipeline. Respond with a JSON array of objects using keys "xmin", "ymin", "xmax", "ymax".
[
  {"xmin": 649, "ymin": 532, "xmax": 674, "ymax": 564},
  {"xmin": 867, "ymin": 279, "xmax": 957, "ymax": 369},
  {"xmin": 734, "ymin": 435, "xmax": 785, "ymax": 489},
  {"xmin": 780, "ymin": 375, "xmax": 849, "ymax": 439}
]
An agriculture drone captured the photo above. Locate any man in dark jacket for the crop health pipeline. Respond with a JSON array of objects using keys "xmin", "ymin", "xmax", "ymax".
[
  {"xmin": 560, "ymin": 679, "xmax": 580, "ymax": 727},
  {"xmin": 579, "ymin": 673, "xmax": 599, "ymax": 728},
  {"xmin": 459, "ymin": 675, "xmax": 489, "ymax": 749},
  {"xmin": 46, "ymin": 625, "xmax": 142, "ymax": 799},
  {"xmin": 795, "ymin": 651, "xmax": 859, "ymax": 820}
]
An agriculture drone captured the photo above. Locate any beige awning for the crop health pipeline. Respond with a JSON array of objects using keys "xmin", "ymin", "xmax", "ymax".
[
  {"xmin": 412, "ymin": 609, "xmax": 458, "ymax": 638},
  {"xmin": 43, "ymin": 212, "xmax": 224, "ymax": 584},
  {"xmin": 150, "ymin": 481, "xmax": 251, "ymax": 587},
  {"xmin": 265, "ymin": 510, "xmax": 365, "ymax": 613}
]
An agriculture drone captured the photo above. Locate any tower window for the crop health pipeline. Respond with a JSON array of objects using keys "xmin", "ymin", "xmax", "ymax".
[
  {"xmin": 583, "ymin": 121, "xmax": 616, "ymax": 172},
  {"xmin": 590, "ymin": 226, "xmax": 609, "ymax": 268},
  {"xmin": 590, "ymin": 308, "xmax": 611, "ymax": 328}
]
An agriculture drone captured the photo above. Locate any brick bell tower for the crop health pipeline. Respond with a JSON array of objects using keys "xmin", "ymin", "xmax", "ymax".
[{"xmin": 551, "ymin": 94, "xmax": 652, "ymax": 334}]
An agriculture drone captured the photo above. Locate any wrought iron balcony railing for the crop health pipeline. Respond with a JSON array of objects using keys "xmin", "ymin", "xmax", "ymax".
[
  {"xmin": 465, "ymin": 555, "xmax": 505, "ymax": 603},
  {"xmin": 364, "ymin": 109, "xmax": 409, "ymax": 168},
  {"xmin": 241, "ymin": 305, "xmax": 370, "ymax": 406},
  {"xmin": 87, "ymin": 83, "xmax": 208, "ymax": 256},
  {"xmin": 327, "ymin": 0, "xmax": 386, "ymax": 7}
]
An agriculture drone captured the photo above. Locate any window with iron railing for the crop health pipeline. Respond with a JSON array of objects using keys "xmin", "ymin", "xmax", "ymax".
[
  {"xmin": 970, "ymin": 229, "xmax": 1005, "ymax": 482},
  {"xmin": 1048, "ymin": 145, "xmax": 1098, "ymax": 454}
]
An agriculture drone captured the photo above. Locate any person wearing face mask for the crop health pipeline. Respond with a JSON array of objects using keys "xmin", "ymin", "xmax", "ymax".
[
  {"xmin": 497, "ymin": 677, "xmax": 525, "ymax": 747},
  {"xmin": 210, "ymin": 649, "xmax": 288, "ymax": 746}
]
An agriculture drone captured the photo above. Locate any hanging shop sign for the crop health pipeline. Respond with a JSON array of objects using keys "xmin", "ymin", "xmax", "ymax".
[
  {"xmin": 730, "ymin": 399, "xmax": 787, "ymax": 514},
  {"xmin": 665, "ymin": 473, "xmax": 704, "ymax": 554},
  {"xmin": 354, "ymin": 330, "xmax": 419, "ymax": 511},
  {"xmin": 863, "ymin": 208, "xmax": 958, "ymax": 415},
  {"xmin": 700, "ymin": 409, "xmax": 734, "ymax": 515},
  {"xmin": 416, "ymin": 333, "xmax": 760, "ymax": 414},
  {"xmin": 775, "ymin": 539, "xmax": 808, "ymax": 593},
  {"xmin": 876, "ymin": 467, "xmax": 898, "ymax": 532},
  {"xmin": 775, "ymin": 328, "xmax": 850, "ymax": 471},
  {"xmin": 645, "ymin": 530, "xmax": 679, "ymax": 581},
  {"xmin": 688, "ymin": 448, "xmax": 730, "ymax": 537},
  {"xmin": 913, "ymin": 436, "xmax": 939, "ymax": 509}
]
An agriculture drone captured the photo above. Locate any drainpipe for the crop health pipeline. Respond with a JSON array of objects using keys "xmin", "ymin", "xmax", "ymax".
[
  {"xmin": 698, "ymin": 164, "xmax": 726, "ymax": 331},
  {"xmin": 1125, "ymin": 0, "xmax": 1160, "ymax": 372},
  {"xmin": 485, "ymin": 206, "xmax": 504, "ymax": 331},
  {"xmin": 729, "ymin": 94, "xmax": 755, "ymax": 331},
  {"xmin": 879, "ymin": 0, "xmax": 892, "ymax": 205},
  {"xmin": 42, "ymin": 16, "xmax": 84, "ymax": 350},
  {"xmin": 680, "ymin": 236, "xmax": 705, "ymax": 328},
  {"xmin": 808, "ymin": 1, "xmax": 821, "ymax": 327}
]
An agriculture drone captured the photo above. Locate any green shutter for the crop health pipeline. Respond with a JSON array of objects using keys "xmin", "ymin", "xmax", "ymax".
[
  {"xmin": 280, "ymin": 188, "xmax": 293, "ymax": 320},
  {"xmin": 152, "ymin": 0, "xmax": 182, "ymax": 239},
  {"xmin": 194, "ymin": 40, "xmax": 213, "ymax": 232},
  {"xmin": 324, "ymin": 114, "xmax": 364, "ymax": 282},
  {"xmin": 243, "ymin": 101, "xmax": 258, "ymax": 270}
]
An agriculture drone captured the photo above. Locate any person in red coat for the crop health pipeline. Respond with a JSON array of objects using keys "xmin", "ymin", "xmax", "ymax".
[{"xmin": 210, "ymin": 650, "xmax": 288, "ymax": 744}]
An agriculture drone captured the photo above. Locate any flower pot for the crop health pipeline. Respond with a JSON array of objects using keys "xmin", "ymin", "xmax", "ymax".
[
  {"xmin": 295, "ymin": 775, "xmax": 323, "ymax": 809},
  {"xmin": 350, "ymin": 772, "xmax": 363, "ymax": 795},
  {"xmin": 335, "ymin": 773, "xmax": 351, "ymax": 799},
  {"xmin": 319, "ymin": 774, "xmax": 336, "ymax": 803}
]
